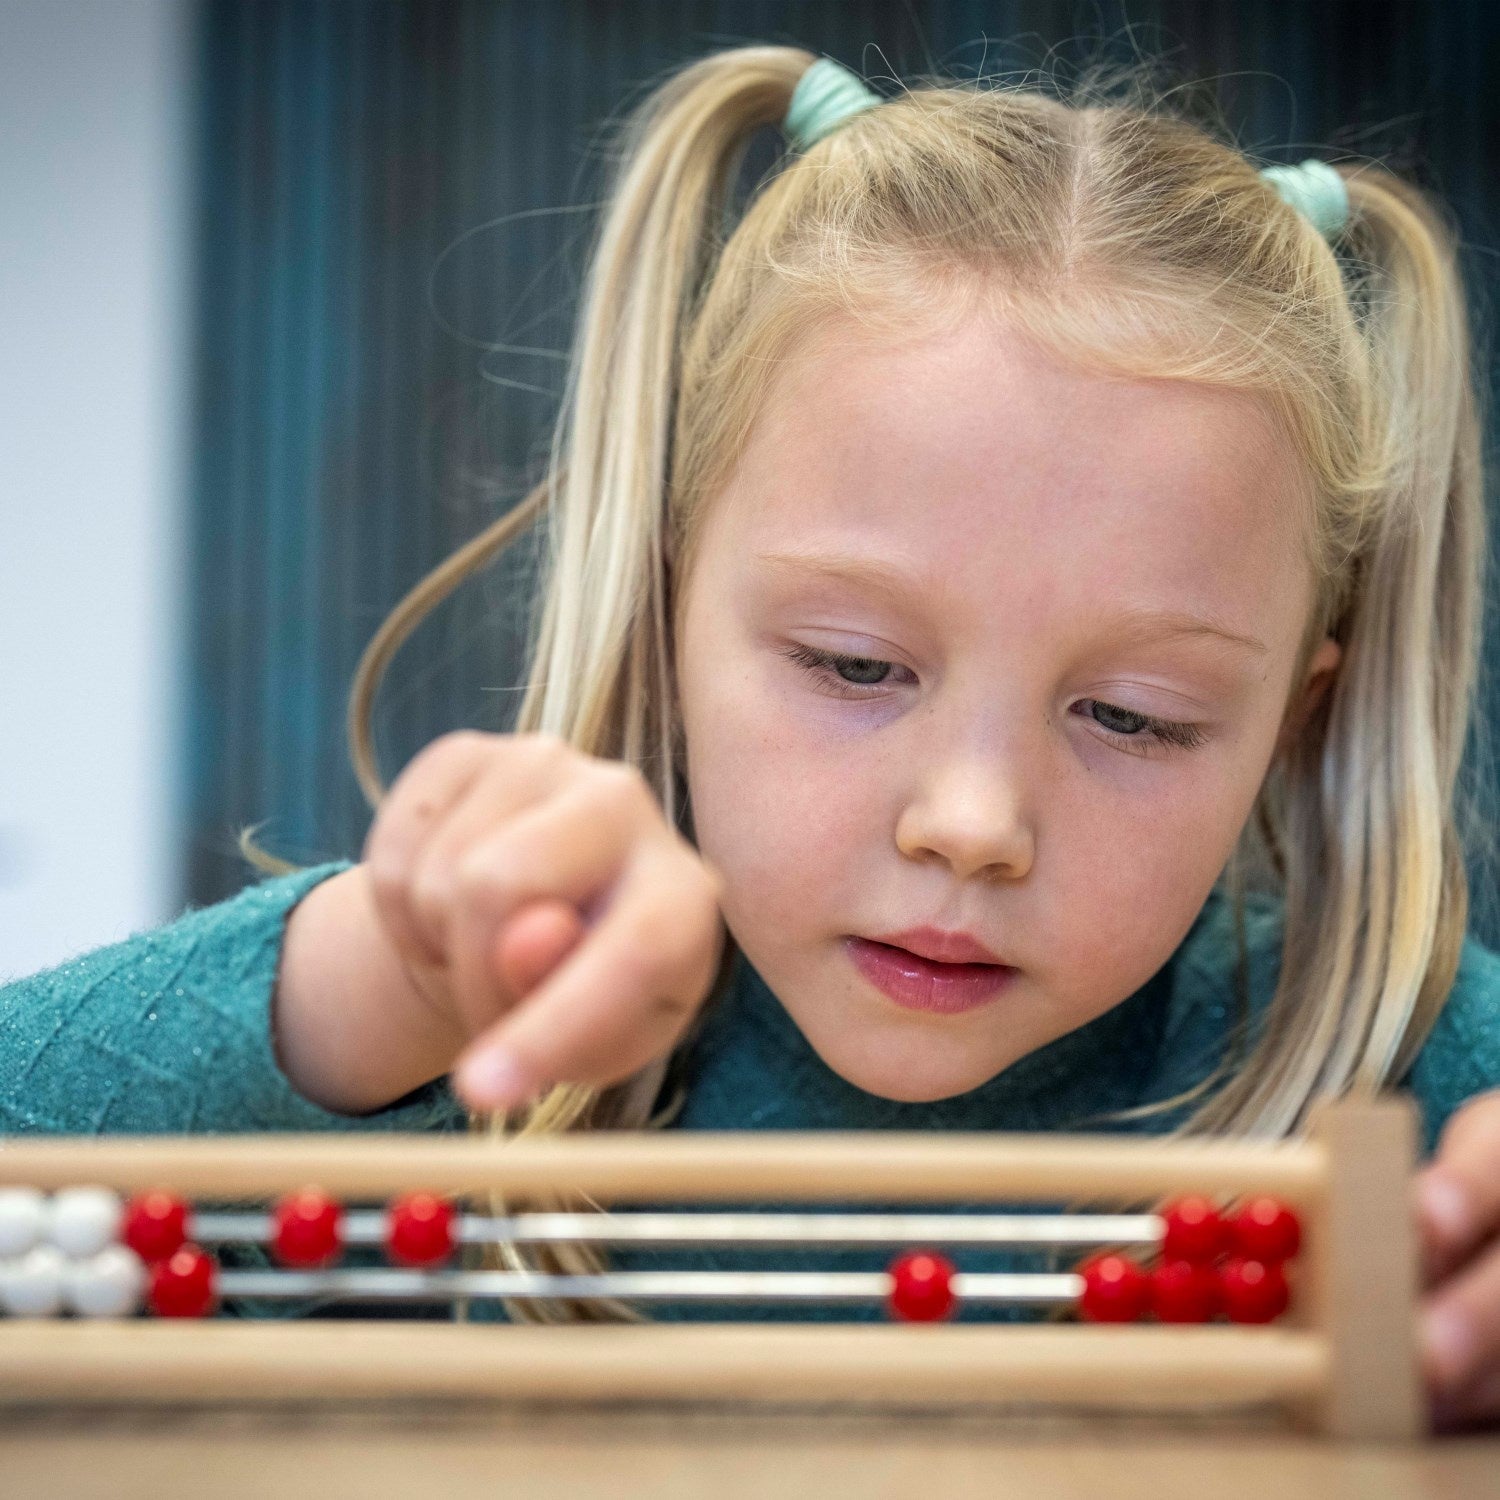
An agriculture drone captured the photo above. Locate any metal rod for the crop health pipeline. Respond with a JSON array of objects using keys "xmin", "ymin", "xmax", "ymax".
[
  {"xmin": 214, "ymin": 1268, "xmax": 1085, "ymax": 1306},
  {"xmin": 190, "ymin": 1209, "xmax": 1163, "ymax": 1251}
]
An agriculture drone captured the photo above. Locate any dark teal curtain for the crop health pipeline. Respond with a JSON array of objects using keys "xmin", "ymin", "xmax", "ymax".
[{"xmin": 183, "ymin": 0, "xmax": 1500, "ymax": 945}]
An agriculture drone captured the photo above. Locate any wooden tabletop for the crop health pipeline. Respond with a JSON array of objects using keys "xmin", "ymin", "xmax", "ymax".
[{"xmin": 3, "ymin": 1401, "xmax": 1498, "ymax": 1499}]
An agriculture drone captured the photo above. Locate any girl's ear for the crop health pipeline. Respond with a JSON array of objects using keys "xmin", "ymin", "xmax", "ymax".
[{"xmin": 1275, "ymin": 636, "xmax": 1343, "ymax": 759}]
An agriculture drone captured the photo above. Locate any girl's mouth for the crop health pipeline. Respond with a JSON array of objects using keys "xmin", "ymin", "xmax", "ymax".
[{"xmin": 842, "ymin": 937, "xmax": 1018, "ymax": 1014}]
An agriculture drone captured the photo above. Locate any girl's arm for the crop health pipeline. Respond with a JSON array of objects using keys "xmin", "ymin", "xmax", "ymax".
[
  {"xmin": 274, "ymin": 861, "xmax": 469, "ymax": 1115},
  {"xmin": 0, "ymin": 861, "xmax": 465, "ymax": 1136},
  {"xmin": 0, "ymin": 862, "xmax": 483, "ymax": 1326}
]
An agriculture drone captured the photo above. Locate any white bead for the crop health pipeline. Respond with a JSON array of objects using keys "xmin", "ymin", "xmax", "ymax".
[
  {"xmin": 0, "ymin": 1246, "xmax": 67, "ymax": 1317},
  {"xmin": 46, "ymin": 1187, "xmax": 122, "ymax": 1257},
  {"xmin": 0, "ymin": 1189, "xmax": 45, "ymax": 1256},
  {"xmin": 64, "ymin": 1246, "xmax": 146, "ymax": 1318}
]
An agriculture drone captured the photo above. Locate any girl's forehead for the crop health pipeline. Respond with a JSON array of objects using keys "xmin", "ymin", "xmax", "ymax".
[
  {"xmin": 678, "ymin": 318, "xmax": 1311, "ymax": 665},
  {"xmin": 717, "ymin": 315, "xmax": 1307, "ymax": 582},
  {"xmin": 753, "ymin": 313, "xmax": 1295, "ymax": 497}
]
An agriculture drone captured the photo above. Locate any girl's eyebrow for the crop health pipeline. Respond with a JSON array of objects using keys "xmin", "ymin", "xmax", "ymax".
[
  {"xmin": 754, "ymin": 548, "xmax": 1270, "ymax": 658},
  {"xmin": 755, "ymin": 548, "xmax": 919, "ymax": 609}
]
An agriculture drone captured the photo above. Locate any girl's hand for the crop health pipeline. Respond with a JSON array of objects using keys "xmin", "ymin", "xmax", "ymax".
[
  {"xmin": 1415, "ymin": 1086, "xmax": 1500, "ymax": 1431},
  {"xmin": 362, "ymin": 730, "xmax": 726, "ymax": 1113}
]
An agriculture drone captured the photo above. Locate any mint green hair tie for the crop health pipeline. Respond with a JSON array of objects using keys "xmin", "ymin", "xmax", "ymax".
[
  {"xmin": 781, "ymin": 61, "xmax": 1350, "ymax": 243},
  {"xmin": 1258, "ymin": 159, "xmax": 1350, "ymax": 238},
  {"xmin": 783, "ymin": 57, "xmax": 882, "ymax": 151}
]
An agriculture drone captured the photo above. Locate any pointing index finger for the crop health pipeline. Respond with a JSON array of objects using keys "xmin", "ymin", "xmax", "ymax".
[{"xmin": 453, "ymin": 845, "xmax": 721, "ymax": 1110}]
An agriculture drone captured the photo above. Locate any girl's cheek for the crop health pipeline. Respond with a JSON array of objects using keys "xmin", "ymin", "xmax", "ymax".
[{"xmin": 694, "ymin": 751, "xmax": 863, "ymax": 930}]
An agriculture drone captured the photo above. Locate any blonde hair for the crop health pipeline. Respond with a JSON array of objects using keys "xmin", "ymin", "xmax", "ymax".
[{"xmin": 242, "ymin": 43, "xmax": 1494, "ymax": 1322}]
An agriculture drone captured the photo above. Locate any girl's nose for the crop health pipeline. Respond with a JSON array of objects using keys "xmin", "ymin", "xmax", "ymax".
[{"xmin": 894, "ymin": 758, "xmax": 1035, "ymax": 883}]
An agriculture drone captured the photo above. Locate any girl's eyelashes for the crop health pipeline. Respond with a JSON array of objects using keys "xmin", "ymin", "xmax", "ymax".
[
  {"xmin": 1072, "ymin": 699, "xmax": 1208, "ymax": 756},
  {"xmin": 778, "ymin": 642, "xmax": 1207, "ymax": 756},
  {"xmin": 779, "ymin": 643, "xmax": 913, "ymax": 695}
]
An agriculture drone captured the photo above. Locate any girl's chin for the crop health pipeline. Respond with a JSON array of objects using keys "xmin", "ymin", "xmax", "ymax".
[
  {"xmin": 795, "ymin": 1013, "xmax": 1003, "ymax": 1102},
  {"xmin": 836, "ymin": 1064, "xmax": 990, "ymax": 1104}
]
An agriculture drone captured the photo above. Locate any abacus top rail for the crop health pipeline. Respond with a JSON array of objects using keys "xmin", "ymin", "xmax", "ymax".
[{"xmin": 0, "ymin": 1131, "xmax": 1327, "ymax": 1203}]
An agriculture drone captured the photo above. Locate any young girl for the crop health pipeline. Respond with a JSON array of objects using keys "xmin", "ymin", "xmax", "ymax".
[{"xmin": 5, "ymin": 45, "xmax": 1500, "ymax": 1426}]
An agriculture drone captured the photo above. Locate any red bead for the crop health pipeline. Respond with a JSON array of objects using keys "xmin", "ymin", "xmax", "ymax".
[
  {"xmin": 1150, "ymin": 1258, "xmax": 1223, "ymax": 1323},
  {"xmin": 1229, "ymin": 1197, "xmax": 1301, "ymax": 1263},
  {"xmin": 271, "ymin": 1187, "xmax": 343, "ymax": 1268},
  {"xmin": 148, "ymin": 1245, "xmax": 217, "ymax": 1318},
  {"xmin": 1219, "ymin": 1257, "xmax": 1290, "ymax": 1323},
  {"xmin": 385, "ymin": 1192, "xmax": 456, "ymax": 1267},
  {"xmin": 887, "ymin": 1250, "xmax": 957, "ymax": 1322},
  {"xmin": 122, "ymin": 1190, "xmax": 189, "ymax": 1261},
  {"xmin": 1077, "ymin": 1252, "xmax": 1151, "ymax": 1322},
  {"xmin": 1160, "ymin": 1196, "xmax": 1228, "ymax": 1264}
]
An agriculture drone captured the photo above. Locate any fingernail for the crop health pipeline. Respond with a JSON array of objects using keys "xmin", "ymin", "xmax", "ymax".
[
  {"xmin": 1420, "ymin": 1175, "xmax": 1473, "ymax": 1242},
  {"xmin": 1422, "ymin": 1304, "xmax": 1477, "ymax": 1391},
  {"xmin": 456, "ymin": 1048, "xmax": 532, "ymax": 1108}
]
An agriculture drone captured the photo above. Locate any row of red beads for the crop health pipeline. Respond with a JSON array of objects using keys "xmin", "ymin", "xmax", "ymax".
[
  {"xmin": 1160, "ymin": 1195, "xmax": 1300, "ymax": 1265},
  {"xmin": 147, "ymin": 1240, "xmax": 1282, "ymax": 1324},
  {"xmin": 1077, "ymin": 1251, "xmax": 1289, "ymax": 1324},
  {"xmin": 123, "ymin": 1189, "xmax": 458, "ymax": 1318},
  {"xmin": 887, "ymin": 1196, "xmax": 1302, "ymax": 1324},
  {"xmin": 122, "ymin": 1189, "xmax": 457, "ymax": 1270},
  {"xmin": 125, "ymin": 1190, "xmax": 1298, "ymax": 1274},
  {"xmin": 1075, "ymin": 1194, "xmax": 1300, "ymax": 1325},
  {"xmin": 886, "ymin": 1248, "xmax": 1291, "ymax": 1324}
]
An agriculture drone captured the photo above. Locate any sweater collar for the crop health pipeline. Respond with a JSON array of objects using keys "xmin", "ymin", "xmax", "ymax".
[{"xmin": 668, "ymin": 932, "xmax": 1185, "ymax": 1136}]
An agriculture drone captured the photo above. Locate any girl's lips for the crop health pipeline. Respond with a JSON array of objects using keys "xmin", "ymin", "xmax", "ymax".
[{"xmin": 843, "ymin": 936, "xmax": 1017, "ymax": 1014}]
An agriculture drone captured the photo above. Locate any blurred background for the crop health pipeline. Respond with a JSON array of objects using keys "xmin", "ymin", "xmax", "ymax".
[{"xmin": 2, "ymin": 0, "xmax": 1498, "ymax": 978}]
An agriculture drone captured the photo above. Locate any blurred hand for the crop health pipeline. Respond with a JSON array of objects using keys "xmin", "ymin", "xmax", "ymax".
[
  {"xmin": 362, "ymin": 730, "xmax": 726, "ymax": 1112},
  {"xmin": 1415, "ymin": 1087, "xmax": 1500, "ymax": 1431}
]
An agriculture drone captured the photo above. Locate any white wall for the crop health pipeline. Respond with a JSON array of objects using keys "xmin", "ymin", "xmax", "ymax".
[{"xmin": 0, "ymin": 0, "xmax": 191, "ymax": 978}]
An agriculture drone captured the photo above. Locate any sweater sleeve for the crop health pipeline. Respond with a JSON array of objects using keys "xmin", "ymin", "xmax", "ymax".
[{"xmin": 0, "ymin": 859, "xmax": 466, "ymax": 1135}]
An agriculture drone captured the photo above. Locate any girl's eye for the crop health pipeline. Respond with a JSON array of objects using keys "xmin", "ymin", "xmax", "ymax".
[
  {"xmin": 1077, "ymin": 699, "xmax": 1207, "ymax": 755},
  {"xmin": 780, "ymin": 643, "xmax": 910, "ymax": 694},
  {"xmin": 780, "ymin": 644, "xmax": 1207, "ymax": 755}
]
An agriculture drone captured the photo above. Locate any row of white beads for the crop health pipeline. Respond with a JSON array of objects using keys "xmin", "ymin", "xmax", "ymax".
[
  {"xmin": 0, "ymin": 1189, "xmax": 143, "ymax": 1316},
  {"xmin": 0, "ymin": 1245, "xmax": 145, "ymax": 1317},
  {"xmin": 0, "ymin": 1186, "xmax": 123, "ymax": 1258}
]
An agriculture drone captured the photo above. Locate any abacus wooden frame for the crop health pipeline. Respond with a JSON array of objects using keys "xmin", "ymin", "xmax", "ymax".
[{"xmin": 0, "ymin": 1097, "xmax": 1422, "ymax": 1440}]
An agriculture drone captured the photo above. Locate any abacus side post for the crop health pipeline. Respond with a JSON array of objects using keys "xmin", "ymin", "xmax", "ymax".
[{"xmin": 1295, "ymin": 1094, "xmax": 1425, "ymax": 1441}]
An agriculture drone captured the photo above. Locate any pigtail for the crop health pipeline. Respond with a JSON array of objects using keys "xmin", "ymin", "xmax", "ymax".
[
  {"xmin": 463, "ymin": 47, "xmax": 817, "ymax": 1324},
  {"xmin": 515, "ymin": 48, "xmax": 813, "ymax": 809},
  {"xmin": 1198, "ymin": 166, "xmax": 1493, "ymax": 1137}
]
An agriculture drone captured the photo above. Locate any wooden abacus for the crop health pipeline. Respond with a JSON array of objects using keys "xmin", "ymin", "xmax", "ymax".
[{"xmin": 0, "ymin": 1096, "xmax": 1423, "ymax": 1440}]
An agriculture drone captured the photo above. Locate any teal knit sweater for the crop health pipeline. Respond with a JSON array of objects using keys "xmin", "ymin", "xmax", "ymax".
[{"xmin": 4, "ymin": 858, "xmax": 1499, "ymax": 1325}]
